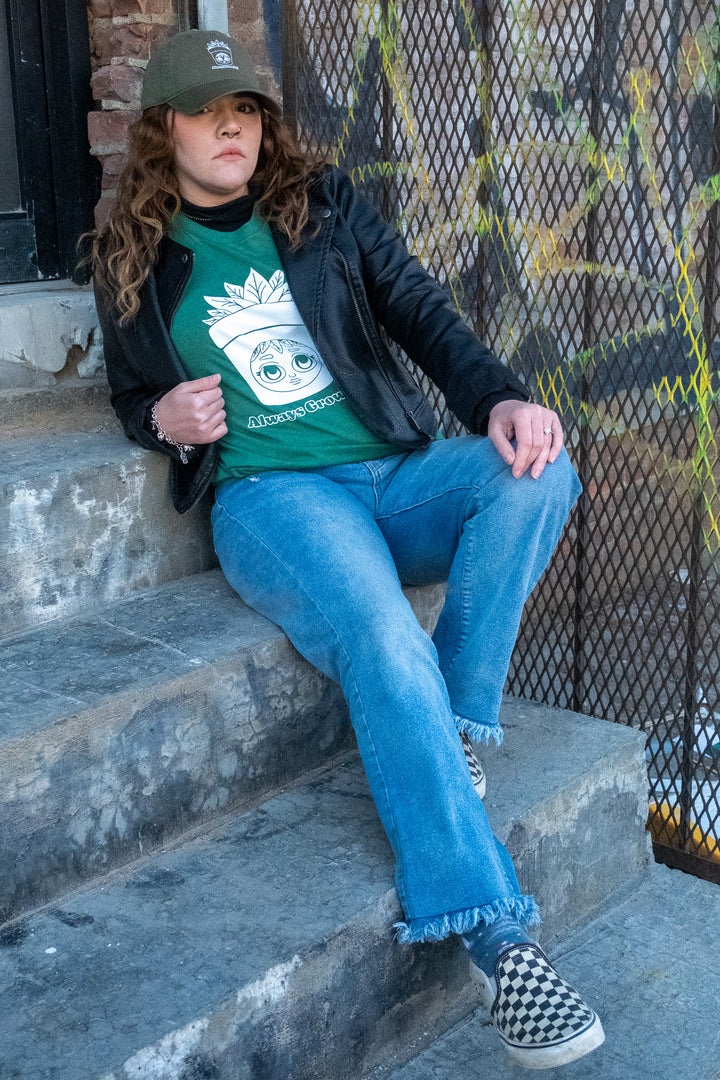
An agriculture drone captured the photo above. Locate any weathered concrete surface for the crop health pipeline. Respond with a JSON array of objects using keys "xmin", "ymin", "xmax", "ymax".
[
  {"xmin": 379, "ymin": 861, "xmax": 720, "ymax": 1080},
  {"xmin": 0, "ymin": 709, "xmax": 649, "ymax": 1080},
  {"xmin": 1, "ymin": 432, "xmax": 216, "ymax": 634},
  {"xmin": 0, "ymin": 282, "xmax": 102, "ymax": 389},
  {"xmin": 479, "ymin": 703, "xmax": 651, "ymax": 945},
  {"xmin": 0, "ymin": 760, "xmax": 469, "ymax": 1080},
  {"xmin": 0, "ymin": 572, "xmax": 444, "ymax": 921},
  {"xmin": 0, "ymin": 379, "xmax": 117, "ymax": 440}
]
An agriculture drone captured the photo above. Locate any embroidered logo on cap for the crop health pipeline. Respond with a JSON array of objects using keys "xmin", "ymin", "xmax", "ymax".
[{"xmin": 207, "ymin": 40, "xmax": 239, "ymax": 70}]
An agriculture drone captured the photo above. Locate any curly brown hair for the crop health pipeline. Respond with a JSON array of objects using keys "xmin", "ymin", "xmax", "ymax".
[{"xmin": 87, "ymin": 100, "xmax": 325, "ymax": 324}]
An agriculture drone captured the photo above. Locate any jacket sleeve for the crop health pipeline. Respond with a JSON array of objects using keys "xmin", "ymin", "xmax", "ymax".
[
  {"xmin": 326, "ymin": 168, "xmax": 529, "ymax": 432},
  {"xmin": 94, "ymin": 278, "xmax": 179, "ymax": 456},
  {"xmin": 94, "ymin": 277, "xmax": 217, "ymax": 515}
]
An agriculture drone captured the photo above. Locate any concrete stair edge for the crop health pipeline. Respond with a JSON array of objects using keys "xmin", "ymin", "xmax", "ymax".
[
  {"xmin": 0, "ymin": 572, "xmax": 445, "ymax": 922},
  {"xmin": 479, "ymin": 701, "xmax": 651, "ymax": 947},
  {"xmin": 375, "ymin": 861, "xmax": 720, "ymax": 1080},
  {"xmin": 0, "ymin": 707, "xmax": 650, "ymax": 1080},
  {"xmin": 1, "ymin": 432, "xmax": 216, "ymax": 637},
  {"xmin": 0, "ymin": 282, "xmax": 102, "ymax": 393},
  {"xmin": 0, "ymin": 379, "xmax": 116, "ymax": 440}
]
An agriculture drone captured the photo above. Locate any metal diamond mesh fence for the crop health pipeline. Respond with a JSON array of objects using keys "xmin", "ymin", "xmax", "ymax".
[{"xmin": 276, "ymin": 0, "xmax": 720, "ymax": 880}]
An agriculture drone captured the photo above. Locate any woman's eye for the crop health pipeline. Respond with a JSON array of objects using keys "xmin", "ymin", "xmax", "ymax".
[{"xmin": 258, "ymin": 364, "xmax": 284, "ymax": 382}]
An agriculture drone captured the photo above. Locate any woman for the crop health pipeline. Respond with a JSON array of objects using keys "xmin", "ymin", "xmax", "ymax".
[{"xmin": 90, "ymin": 28, "xmax": 602, "ymax": 1069}]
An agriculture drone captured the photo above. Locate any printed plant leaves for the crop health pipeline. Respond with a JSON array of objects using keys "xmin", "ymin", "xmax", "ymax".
[{"xmin": 204, "ymin": 270, "xmax": 293, "ymax": 324}]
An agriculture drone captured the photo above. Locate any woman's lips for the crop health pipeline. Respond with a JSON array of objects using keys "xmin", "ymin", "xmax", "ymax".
[{"xmin": 215, "ymin": 148, "xmax": 245, "ymax": 159}]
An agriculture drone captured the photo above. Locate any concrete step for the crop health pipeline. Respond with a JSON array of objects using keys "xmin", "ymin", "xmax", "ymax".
[
  {"xmin": 0, "ymin": 571, "xmax": 443, "ymax": 922},
  {"xmin": 0, "ymin": 379, "xmax": 116, "ymax": 441},
  {"xmin": 0, "ymin": 431, "xmax": 215, "ymax": 636},
  {"xmin": 377, "ymin": 861, "xmax": 720, "ymax": 1080},
  {"xmin": 0, "ymin": 281, "xmax": 102, "ymax": 392},
  {"xmin": 0, "ymin": 707, "xmax": 649, "ymax": 1080}
]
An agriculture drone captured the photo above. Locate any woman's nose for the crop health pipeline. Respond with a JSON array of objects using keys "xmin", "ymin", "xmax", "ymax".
[{"xmin": 219, "ymin": 110, "xmax": 242, "ymax": 136}]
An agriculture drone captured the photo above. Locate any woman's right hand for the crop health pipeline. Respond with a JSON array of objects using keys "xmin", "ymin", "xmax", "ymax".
[{"xmin": 153, "ymin": 373, "xmax": 227, "ymax": 445}]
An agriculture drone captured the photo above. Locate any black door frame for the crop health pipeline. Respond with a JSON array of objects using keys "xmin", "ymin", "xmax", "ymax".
[{"xmin": 3, "ymin": 0, "xmax": 99, "ymax": 283}]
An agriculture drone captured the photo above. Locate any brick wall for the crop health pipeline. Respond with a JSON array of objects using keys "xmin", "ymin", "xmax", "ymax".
[{"xmin": 87, "ymin": 0, "xmax": 278, "ymax": 225}]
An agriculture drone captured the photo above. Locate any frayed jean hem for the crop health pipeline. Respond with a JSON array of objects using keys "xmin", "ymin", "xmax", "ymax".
[
  {"xmin": 393, "ymin": 894, "xmax": 541, "ymax": 944},
  {"xmin": 453, "ymin": 712, "xmax": 504, "ymax": 746}
]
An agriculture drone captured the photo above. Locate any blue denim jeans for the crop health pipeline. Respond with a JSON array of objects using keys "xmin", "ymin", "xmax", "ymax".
[{"xmin": 211, "ymin": 436, "xmax": 582, "ymax": 943}]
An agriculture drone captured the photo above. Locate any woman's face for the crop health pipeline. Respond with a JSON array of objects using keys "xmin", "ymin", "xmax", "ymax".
[{"xmin": 170, "ymin": 93, "xmax": 263, "ymax": 206}]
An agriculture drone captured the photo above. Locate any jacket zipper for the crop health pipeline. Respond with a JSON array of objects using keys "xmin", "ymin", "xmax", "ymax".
[
  {"xmin": 167, "ymin": 251, "xmax": 195, "ymax": 330},
  {"xmin": 337, "ymin": 248, "xmax": 427, "ymax": 436}
]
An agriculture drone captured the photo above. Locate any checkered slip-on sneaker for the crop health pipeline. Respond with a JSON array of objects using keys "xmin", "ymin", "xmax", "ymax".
[
  {"xmin": 470, "ymin": 942, "xmax": 605, "ymax": 1069},
  {"xmin": 459, "ymin": 730, "xmax": 486, "ymax": 798}
]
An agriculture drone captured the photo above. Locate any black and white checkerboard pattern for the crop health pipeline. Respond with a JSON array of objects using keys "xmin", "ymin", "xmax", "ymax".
[
  {"xmin": 491, "ymin": 943, "xmax": 596, "ymax": 1049},
  {"xmin": 459, "ymin": 731, "xmax": 486, "ymax": 798}
]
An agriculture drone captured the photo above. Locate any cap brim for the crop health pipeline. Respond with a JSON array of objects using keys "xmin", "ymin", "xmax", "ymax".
[{"xmin": 165, "ymin": 78, "xmax": 280, "ymax": 115}]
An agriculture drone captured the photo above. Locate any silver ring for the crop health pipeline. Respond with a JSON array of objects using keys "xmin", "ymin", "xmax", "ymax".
[{"xmin": 543, "ymin": 427, "xmax": 553, "ymax": 435}]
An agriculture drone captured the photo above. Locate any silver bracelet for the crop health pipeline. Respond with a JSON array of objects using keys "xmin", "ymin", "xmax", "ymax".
[{"xmin": 149, "ymin": 401, "xmax": 195, "ymax": 465}]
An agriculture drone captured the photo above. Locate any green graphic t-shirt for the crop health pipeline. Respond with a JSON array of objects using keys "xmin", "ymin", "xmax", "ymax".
[{"xmin": 169, "ymin": 212, "xmax": 400, "ymax": 483}]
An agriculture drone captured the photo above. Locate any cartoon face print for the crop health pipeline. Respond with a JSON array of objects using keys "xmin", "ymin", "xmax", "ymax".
[
  {"xmin": 205, "ymin": 271, "xmax": 335, "ymax": 405},
  {"xmin": 250, "ymin": 339, "xmax": 324, "ymax": 395}
]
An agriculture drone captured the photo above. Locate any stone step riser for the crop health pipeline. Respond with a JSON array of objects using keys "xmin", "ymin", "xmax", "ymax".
[
  {"xmin": 102, "ymin": 905, "xmax": 477, "ymax": 1080},
  {"xmin": 125, "ymin": 737, "xmax": 650, "ymax": 1080},
  {"xmin": 1, "ymin": 434, "xmax": 215, "ymax": 636},
  {"xmin": 0, "ymin": 285, "xmax": 102, "ymax": 394},
  {"xmin": 382, "ymin": 864, "xmax": 720, "ymax": 1080},
  {"xmin": 0, "ymin": 381, "xmax": 116, "ymax": 441},
  {"xmin": 0, "ymin": 575, "xmax": 445, "ymax": 923},
  {"xmin": 475, "ymin": 703, "xmax": 651, "ymax": 947},
  {"xmin": 0, "ymin": 714, "xmax": 650, "ymax": 1080},
  {"xmin": 0, "ymin": 759, "xmax": 475, "ymax": 1080},
  {"xmin": 0, "ymin": 646, "xmax": 349, "ymax": 924}
]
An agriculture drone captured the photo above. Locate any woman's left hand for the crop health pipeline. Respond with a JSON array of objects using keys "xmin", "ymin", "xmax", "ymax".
[{"xmin": 487, "ymin": 400, "xmax": 564, "ymax": 479}]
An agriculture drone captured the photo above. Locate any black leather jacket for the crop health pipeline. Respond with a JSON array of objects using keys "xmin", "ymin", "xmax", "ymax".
[{"xmin": 96, "ymin": 167, "xmax": 528, "ymax": 513}]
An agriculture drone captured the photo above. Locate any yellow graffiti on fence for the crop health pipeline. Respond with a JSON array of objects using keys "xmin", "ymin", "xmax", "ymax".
[{"xmin": 301, "ymin": 0, "xmax": 720, "ymax": 550}]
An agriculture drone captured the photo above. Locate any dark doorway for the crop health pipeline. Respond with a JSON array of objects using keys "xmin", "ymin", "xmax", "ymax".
[{"xmin": 1, "ymin": 0, "xmax": 99, "ymax": 283}]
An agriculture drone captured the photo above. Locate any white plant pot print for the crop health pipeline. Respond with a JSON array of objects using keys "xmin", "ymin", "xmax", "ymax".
[{"xmin": 205, "ymin": 270, "xmax": 334, "ymax": 406}]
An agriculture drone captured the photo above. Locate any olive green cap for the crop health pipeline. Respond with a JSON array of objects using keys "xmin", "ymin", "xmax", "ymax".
[{"xmin": 141, "ymin": 29, "xmax": 280, "ymax": 115}]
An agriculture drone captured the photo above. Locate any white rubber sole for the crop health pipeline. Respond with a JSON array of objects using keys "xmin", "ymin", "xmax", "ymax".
[
  {"xmin": 504, "ymin": 1013, "xmax": 605, "ymax": 1069},
  {"xmin": 469, "ymin": 959, "xmax": 605, "ymax": 1069}
]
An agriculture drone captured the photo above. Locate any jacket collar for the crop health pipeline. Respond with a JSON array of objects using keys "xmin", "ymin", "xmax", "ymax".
[
  {"xmin": 270, "ymin": 193, "xmax": 336, "ymax": 342},
  {"xmin": 153, "ymin": 174, "xmax": 338, "ymax": 342}
]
